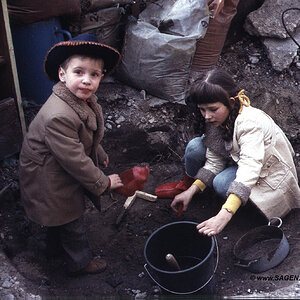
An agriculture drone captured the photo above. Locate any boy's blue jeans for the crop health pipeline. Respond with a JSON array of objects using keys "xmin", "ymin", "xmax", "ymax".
[{"xmin": 184, "ymin": 136, "xmax": 237, "ymax": 199}]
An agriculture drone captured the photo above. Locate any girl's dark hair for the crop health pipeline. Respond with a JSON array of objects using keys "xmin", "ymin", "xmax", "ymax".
[{"xmin": 188, "ymin": 69, "xmax": 241, "ymax": 141}]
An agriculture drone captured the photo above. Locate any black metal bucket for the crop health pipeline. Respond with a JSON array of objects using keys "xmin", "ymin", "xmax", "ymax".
[
  {"xmin": 233, "ymin": 217, "xmax": 290, "ymax": 273},
  {"xmin": 144, "ymin": 221, "xmax": 218, "ymax": 295}
]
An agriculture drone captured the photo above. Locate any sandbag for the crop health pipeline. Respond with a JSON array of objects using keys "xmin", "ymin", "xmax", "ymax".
[
  {"xmin": 80, "ymin": 0, "xmax": 134, "ymax": 13},
  {"xmin": 116, "ymin": 0, "xmax": 209, "ymax": 104},
  {"xmin": 66, "ymin": 7, "xmax": 122, "ymax": 49},
  {"xmin": 192, "ymin": 0, "xmax": 240, "ymax": 71},
  {"xmin": 8, "ymin": 0, "xmax": 81, "ymax": 25}
]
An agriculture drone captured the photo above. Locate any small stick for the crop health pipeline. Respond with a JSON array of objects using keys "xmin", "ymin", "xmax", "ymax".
[
  {"xmin": 168, "ymin": 146, "xmax": 183, "ymax": 161},
  {"xmin": 165, "ymin": 253, "xmax": 181, "ymax": 271},
  {"xmin": 177, "ymin": 203, "xmax": 183, "ymax": 217},
  {"xmin": 0, "ymin": 183, "xmax": 12, "ymax": 199}
]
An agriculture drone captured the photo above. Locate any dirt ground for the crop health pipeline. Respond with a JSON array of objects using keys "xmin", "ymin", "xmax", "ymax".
[{"xmin": 0, "ymin": 32, "xmax": 300, "ymax": 298}]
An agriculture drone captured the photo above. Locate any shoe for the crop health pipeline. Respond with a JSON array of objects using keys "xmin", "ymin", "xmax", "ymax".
[
  {"xmin": 155, "ymin": 174, "xmax": 194, "ymax": 199},
  {"xmin": 175, "ymin": 174, "xmax": 195, "ymax": 190},
  {"xmin": 79, "ymin": 257, "xmax": 107, "ymax": 275},
  {"xmin": 155, "ymin": 182, "xmax": 182, "ymax": 199}
]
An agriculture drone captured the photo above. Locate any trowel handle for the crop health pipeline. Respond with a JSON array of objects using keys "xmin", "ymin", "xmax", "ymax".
[
  {"xmin": 165, "ymin": 253, "xmax": 181, "ymax": 271},
  {"xmin": 135, "ymin": 191, "xmax": 157, "ymax": 202}
]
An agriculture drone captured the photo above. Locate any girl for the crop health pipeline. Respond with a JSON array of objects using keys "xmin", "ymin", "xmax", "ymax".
[{"xmin": 170, "ymin": 69, "xmax": 300, "ymax": 236}]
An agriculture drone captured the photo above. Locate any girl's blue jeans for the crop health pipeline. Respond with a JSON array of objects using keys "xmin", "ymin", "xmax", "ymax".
[{"xmin": 184, "ymin": 136, "xmax": 237, "ymax": 199}]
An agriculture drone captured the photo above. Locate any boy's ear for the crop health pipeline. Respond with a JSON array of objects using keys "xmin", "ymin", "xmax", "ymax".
[{"xmin": 58, "ymin": 67, "xmax": 66, "ymax": 83}]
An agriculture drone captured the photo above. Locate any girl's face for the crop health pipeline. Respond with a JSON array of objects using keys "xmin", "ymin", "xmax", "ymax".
[
  {"xmin": 197, "ymin": 101, "xmax": 232, "ymax": 127},
  {"xmin": 59, "ymin": 56, "xmax": 104, "ymax": 101}
]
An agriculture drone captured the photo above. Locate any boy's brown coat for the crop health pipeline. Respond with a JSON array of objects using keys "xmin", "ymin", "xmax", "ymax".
[{"xmin": 19, "ymin": 82, "xmax": 110, "ymax": 226}]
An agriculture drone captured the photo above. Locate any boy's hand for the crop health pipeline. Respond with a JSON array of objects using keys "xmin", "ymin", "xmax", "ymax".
[
  {"xmin": 103, "ymin": 156, "xmax": 109, "ymax": 168},
  {"xmin": 108, "ymin": 174, "xmax": 123, "ymax": 190}
]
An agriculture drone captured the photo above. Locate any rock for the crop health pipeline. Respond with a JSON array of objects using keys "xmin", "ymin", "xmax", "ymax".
[
  {"xmin": 25, "ymin": 293, "xmax": 42, "ymax": 300},
  {"xmin": 249, "ymin": 55, "xmax": 260, "ymax": 64},
  {"xmin": 115, "ymin": 115, "xmax": 126, "ymax": 125},
  {"xmin": 147, "ymin": 131, "xmax": 171, "ymax": 151},
  {"xmin": 148, "ymin": 98, "xmax": 169, "ymax": 108},
  {"xmin": 135, "ymin": 292, "xmax": 147, "ymax": 299},
  {"xmin": 3, "ymin": 294, "xmax": 15, "ymax": 300},
  {"xmin": 244, "ymin": 0, "xmax": 300, "ymax": 71},
  {"xmin": 261, "ymin": 30, "xmax": 300, "ymax": 71},
  {"xmin": 105, "ymin": 123, "xmax": 113, "ymax": 130},
  {"xmin": 244, "ymin": 0, "xmax": 300, "ymax": 39},
  {"xmin": 2, "ymin": 280, "xmax": 12, "ymax": 289}
]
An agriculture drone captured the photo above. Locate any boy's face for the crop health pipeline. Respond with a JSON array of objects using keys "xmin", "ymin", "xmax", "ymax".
[{"xmin": 58, "ymin": 55, "xmax": 104, "ymax": 101}]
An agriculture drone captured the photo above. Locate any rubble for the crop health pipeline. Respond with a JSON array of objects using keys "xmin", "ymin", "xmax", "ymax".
[{"xmin": 244, "ymin": 0, "xmax": 300, "ymax": 71}]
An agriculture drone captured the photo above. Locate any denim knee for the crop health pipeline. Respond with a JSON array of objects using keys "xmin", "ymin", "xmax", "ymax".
[
  {"xmin": 184, "ymin": 136, "xmax": 206, "ymax": 177},
  {"xmin": 213, "ymin": 166, "xmax": 237, "ymax": 199}
]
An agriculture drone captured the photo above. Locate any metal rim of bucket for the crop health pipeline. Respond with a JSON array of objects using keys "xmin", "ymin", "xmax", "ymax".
[
  {"xmin": 143, "ymin": 221, "xmax": 219, "ymax": 295},
  {"xmin": 144, "ymin": 221, "xmax": 215, "ymax": 274}
]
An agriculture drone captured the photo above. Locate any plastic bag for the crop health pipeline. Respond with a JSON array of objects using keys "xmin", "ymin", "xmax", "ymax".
[
  {"xmin": 67, "ymin": 7, "xmax": 122, "ymax": 49},
  {"xmin": 116, "ymin": 0, "xmax": 209, "ymax": 104},
  {"xmin": 115, "ymin": 165, "xmax": 150, "ymax": 196}
]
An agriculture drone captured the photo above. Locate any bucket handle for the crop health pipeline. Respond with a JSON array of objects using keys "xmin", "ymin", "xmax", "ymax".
[
  {"xmin": 144, "ymin": 236, "xmax": 219, "ymax": 295},
  {"xmin": 268, "ymin": 217, "xmax": 282, "ymax": 228}
]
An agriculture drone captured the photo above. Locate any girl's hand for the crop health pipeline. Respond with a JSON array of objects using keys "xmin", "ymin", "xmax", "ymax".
[
  {"xmin": 196, "ymin": 208, "xmax": 232, "ymax": 236},
  {"xmin": 207, "ymin": 0, "xmax": 224, "ymax": 18},
  {"xmin": 103, "ymin": 156, "xmax": 109, "ymax": 168},
  {"xmin": 108, "ymin": 174, "xmax": 123, "ymax": 190},
  {"xmin": 170, "ymin": 185, "xmax": 199, "ymax": 213}
]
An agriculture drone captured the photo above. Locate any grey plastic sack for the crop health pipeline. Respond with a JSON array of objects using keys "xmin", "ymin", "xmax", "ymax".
[{"xmin": 117, "ymin": 0, "xmax": 209, "ymax": 104}]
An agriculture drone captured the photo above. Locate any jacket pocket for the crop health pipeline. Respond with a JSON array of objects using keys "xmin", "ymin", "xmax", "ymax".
[
  {"xmin": 21, "ymin": 139, "xmax": 46, "ymax": 166},
  {"xmin": 259, "ymin": 154, "xmax": 289, "ymax": 189}
]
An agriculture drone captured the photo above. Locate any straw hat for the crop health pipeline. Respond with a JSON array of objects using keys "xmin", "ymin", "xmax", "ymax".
[{"xmin": 44, "ymin": 33, "xmax": 121, "ymax": 82}]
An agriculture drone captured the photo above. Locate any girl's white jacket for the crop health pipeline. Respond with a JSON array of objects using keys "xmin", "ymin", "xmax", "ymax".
[{"xmin": 203, "ymin": 105, "xmax": 300, "ymax": 219}]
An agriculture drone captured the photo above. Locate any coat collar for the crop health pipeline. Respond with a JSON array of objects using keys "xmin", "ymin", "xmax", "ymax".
[
  {"xmin": 52, "ymin": 82, "xmax": 104, "ymax": 164},
  {"xmin": 53, "ymin": 81, "xmax": 98, "ymax": 131},
  {"xmin": 203, "ymin": 123, "xmax": 231, "ymax": 159}
]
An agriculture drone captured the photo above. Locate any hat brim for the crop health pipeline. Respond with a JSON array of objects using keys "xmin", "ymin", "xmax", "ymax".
[{"xmin": 44, "ymin": 41, "xmax": 121, "ymax": 82}]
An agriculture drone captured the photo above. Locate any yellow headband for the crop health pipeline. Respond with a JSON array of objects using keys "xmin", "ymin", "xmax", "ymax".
[{"xmin": 234, "ymin": 89, "xmax": 250, "ymax": 114}]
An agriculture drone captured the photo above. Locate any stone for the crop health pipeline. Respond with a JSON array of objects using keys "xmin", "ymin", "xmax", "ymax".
[
  {"xmin": 244, "ymin": 0, "xmax": 300, "ymax": 38},
  {"xmin": 262, "ymin": 30, "xmax": 300, "ymax": 71},
  {"xmin": 3, "ymin": 294, "xmax": 15, "ymax": 300},
  {"xmin": 2, "ymin": 280, "xmax": 12, "ymax": 289},
  {"xmin": 115, "ymin": 115, "xmax": 126, "ymax": 124}
]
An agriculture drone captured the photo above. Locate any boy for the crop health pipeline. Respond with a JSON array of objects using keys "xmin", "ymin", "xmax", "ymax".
[{"xmin": 19, "ymin": 34, "xmax": 123, "ymax": 275}]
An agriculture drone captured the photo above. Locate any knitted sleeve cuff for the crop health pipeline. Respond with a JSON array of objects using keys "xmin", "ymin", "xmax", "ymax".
[
  {"xmin": 222, "ymin": 194, "xmax": 242, "ymax": 214},
  {"xmin": 195, "ymin": 168, "xmax": 216, "ymax": 187},
  {"xmin": 193, "ymin": 179, "xmax": 207, "ymax": 192},
  {"xmin": 226, "ymin": 180, "xmax": 251, "ymax": 205}
]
